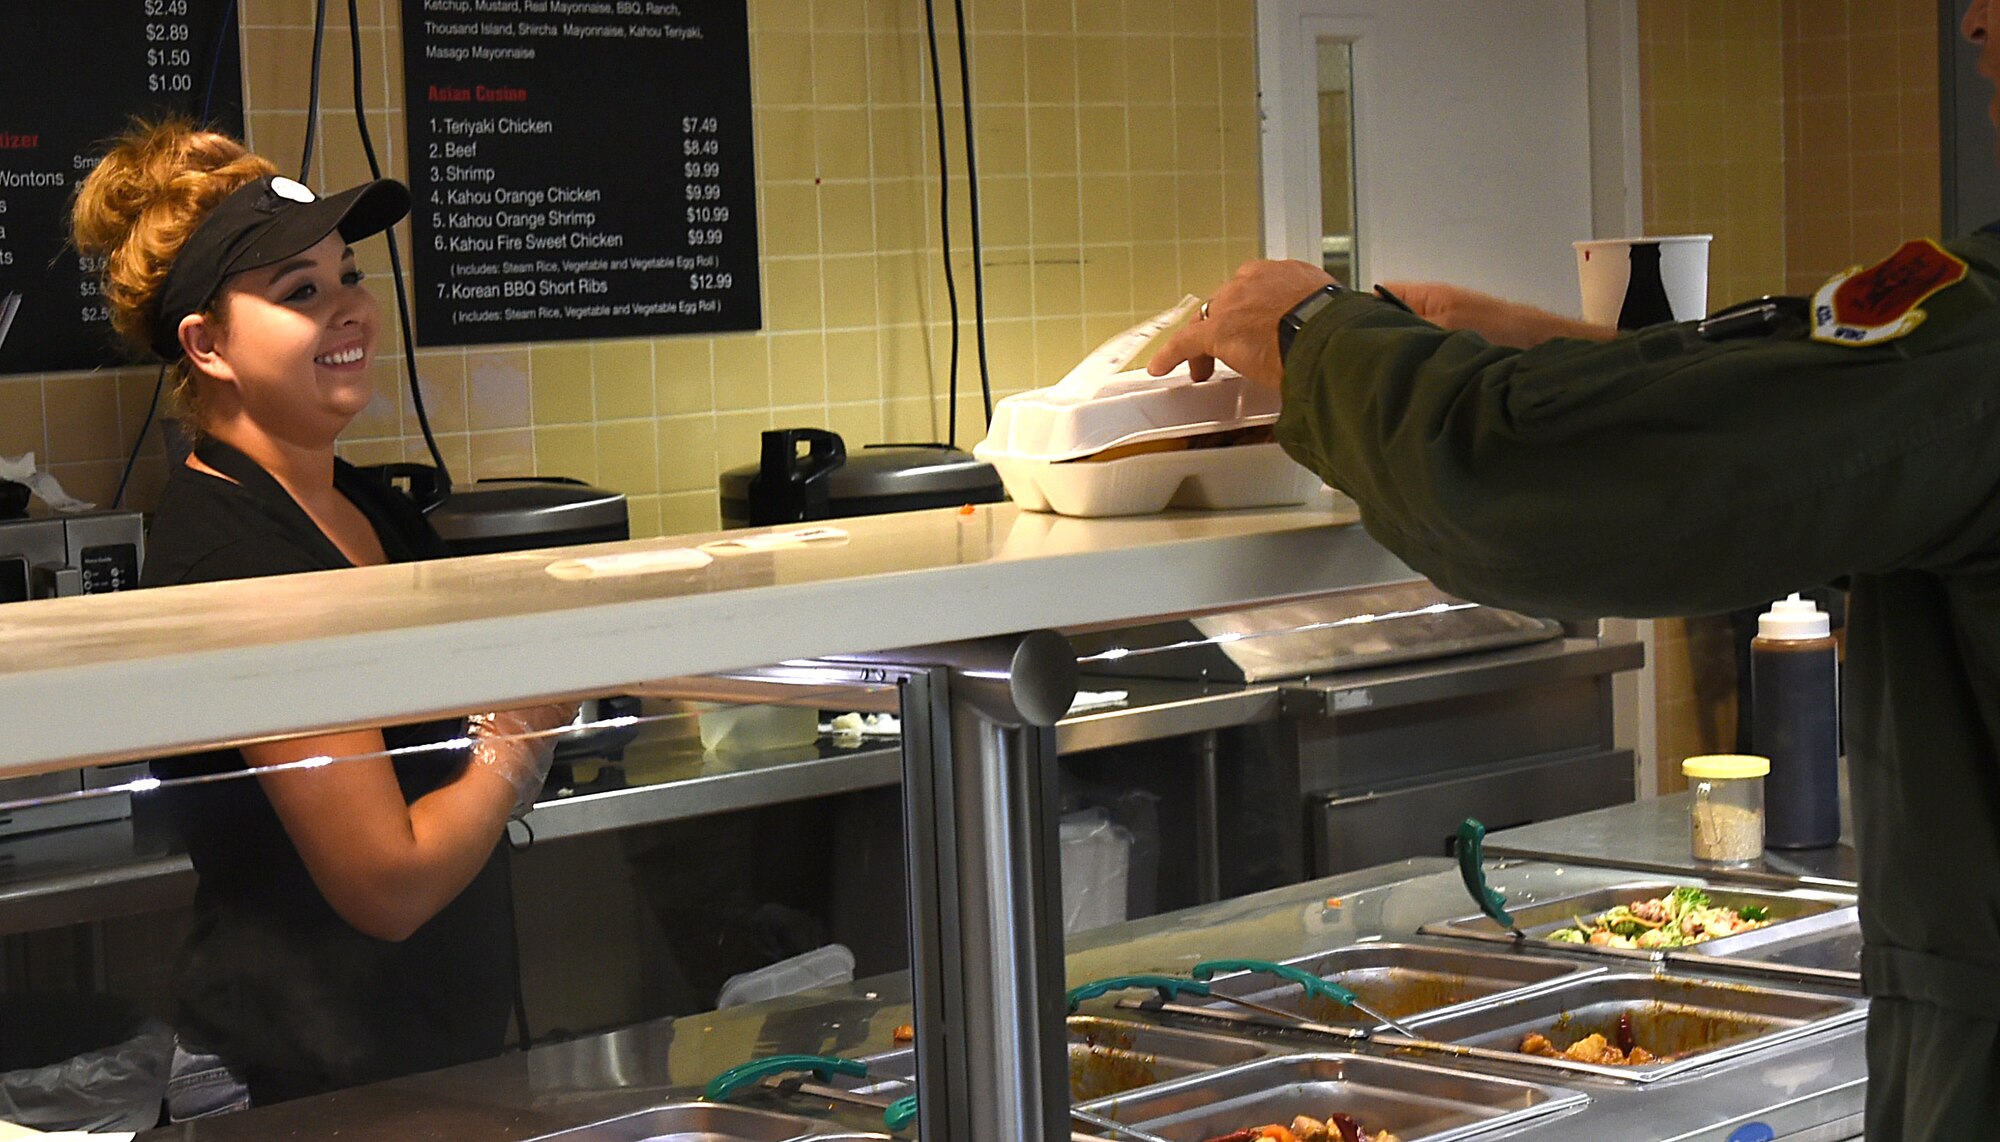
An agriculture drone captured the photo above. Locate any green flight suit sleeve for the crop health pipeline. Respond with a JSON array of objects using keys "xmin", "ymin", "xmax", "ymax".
[{"xmin": 1274, "ymin": 240, "xmax": 2000, "ymax": 619}]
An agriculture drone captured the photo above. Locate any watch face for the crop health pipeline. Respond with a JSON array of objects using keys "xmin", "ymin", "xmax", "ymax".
[{"xmin": 1279, "ymin": 285, "xmax": 1341, "ymax": 360}]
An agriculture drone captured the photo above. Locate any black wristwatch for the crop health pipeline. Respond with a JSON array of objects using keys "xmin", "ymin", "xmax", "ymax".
[{"xmin": 1277, "ymin": 282, "xmax": 1345, "ymax": 362}]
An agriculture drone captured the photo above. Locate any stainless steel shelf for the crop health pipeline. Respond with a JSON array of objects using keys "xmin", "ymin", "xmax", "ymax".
[
  {"xmin": 1055, "ymin": 677, "xmax": 1282, "ymax": 753},
  {"xmin": 1058, "ymin": 637, "xmax": 1645, "ymax": 753},
  {"xmin": 1277, "ymin": 637, "xmax": 1645, "ymax": 717},
  {"xmin": 0, "ymin": 635, "xmax": 1647, "ymax": 935},
  {"xmin": 0, "ymin": 819, "xmax": 194, "ymax": 937},
  {"xmin": 521, "ymin": 740, "xmax": 903, "ymax": 843}
]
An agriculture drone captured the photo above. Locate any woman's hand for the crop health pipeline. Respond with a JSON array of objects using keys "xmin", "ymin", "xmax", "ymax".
[
  {"xmin": 1377, "ymin": 280, "xmax": 1617, "ymax": 349},
  {"xmin": 469, "ymin": 702, "xmax": 581, "ymax": 819},
  {"xmin": 1147, "ymin": 260, "xmax": 1337, "ymax": 388}
]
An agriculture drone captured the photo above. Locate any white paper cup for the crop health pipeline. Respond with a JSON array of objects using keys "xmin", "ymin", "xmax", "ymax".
[{"xmin": 1574, "ymin": 235, "xmax": 1712, "ymax": 329}]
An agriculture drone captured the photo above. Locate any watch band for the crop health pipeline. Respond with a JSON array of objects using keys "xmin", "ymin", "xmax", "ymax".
[{"xmin": 1278, "ymin": 282, "xmax": 1345, "ymax": 362}]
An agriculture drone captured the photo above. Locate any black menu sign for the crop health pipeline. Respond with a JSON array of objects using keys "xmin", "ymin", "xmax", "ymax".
[
  {"xmin": 400, "ymin": 0, "xmax": 760, "ymax": 346},
  {"xmin": 0, "ymin": 2, "xmax": 244, "ymax": 376}
]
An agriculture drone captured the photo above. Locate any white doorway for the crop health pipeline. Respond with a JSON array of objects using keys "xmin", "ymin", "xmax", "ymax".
[
  {"xmin": 1256, "ymin": 0, "xmax": 1640, "ymax": 309},
  {"xmin": 1256, "ymin": 0, "xmax": 1658, "ymax": 792}
]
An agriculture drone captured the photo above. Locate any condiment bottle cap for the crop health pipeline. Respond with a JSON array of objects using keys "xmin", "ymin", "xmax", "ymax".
[
  {"xmin": 1758, "ymin": 592, "xmax": 1831, "ymax": 639},
  {"xmin": 1682, "ymin": 754, "xmax": 1771, "ymax": 780}
]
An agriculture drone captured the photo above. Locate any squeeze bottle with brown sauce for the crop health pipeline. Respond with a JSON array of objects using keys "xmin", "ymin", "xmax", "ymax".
[{"xmin": 1751, "ymin": 594, "xmax": 1841, "ymax": 849}]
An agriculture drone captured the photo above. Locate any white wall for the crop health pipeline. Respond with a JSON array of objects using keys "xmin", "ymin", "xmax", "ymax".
[{"xmin": 1260, "ymin": 0, "xmax": 1603, "ymax": 315}]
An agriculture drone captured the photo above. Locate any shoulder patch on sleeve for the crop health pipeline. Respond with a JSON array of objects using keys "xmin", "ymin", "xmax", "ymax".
[{"xmin": 1811, "ymin": 238, "xmax": 1969, "ymax": 347}]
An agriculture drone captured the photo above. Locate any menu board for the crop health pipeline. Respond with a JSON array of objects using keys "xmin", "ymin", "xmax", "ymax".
[
  {"xmin": 0, "ymin": 2, "xmax": 244, "ymax": 376},
  {"xmin": 400, "ymin": 0, "xmax": 760, "ymax": 346}
]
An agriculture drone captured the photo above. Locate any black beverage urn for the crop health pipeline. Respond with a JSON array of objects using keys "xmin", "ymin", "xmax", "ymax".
[
  {"xmin": 359, "ymin": 461, "xmax": 631, "ymax": 557},
  {"xmin": 719, "ymin": 428, "xmax": 1003, "ymax": 528},
  {"xmin": 425, "ymin": 477, "xmax": 630, "ymax": 557}
]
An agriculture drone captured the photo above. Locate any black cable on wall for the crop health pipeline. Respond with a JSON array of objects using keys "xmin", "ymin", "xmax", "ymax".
[
  {"xmin": 344, "ymin": 0, "xmax": 451, "ymax": 492},
  {"xmin": 921, "ymin": 0, "xmax": 964, "ymax": 449},
  {"xmin": 950, "ymin": 0, "xmax": 993, "ymax": 425},
  {"xmin": 298, "ymin": 0, "xmax": 328, "ymax": 182}
]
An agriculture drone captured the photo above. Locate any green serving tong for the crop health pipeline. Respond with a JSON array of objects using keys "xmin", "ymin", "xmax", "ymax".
[
  {"xmin": 1064, "ymin": 973, "xmax": 1212, "ymax": 1013},
  {"xmin": 702, "ymin": 1053, "xmax": 868, "ymax": 1103},
  {"xmin": 1457, "ymin": 818, "xmax": 1526, "ymax": 941},
  {"xmin": 1192, "ymin": 958, "xmax": 1420, "ymax": 1038},
  {"xmin": 708, "ymin": 1056, "xmax": 916, "ymax": 1136}
]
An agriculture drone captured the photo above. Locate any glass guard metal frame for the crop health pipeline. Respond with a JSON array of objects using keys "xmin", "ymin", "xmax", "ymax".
[{"xmin": 747, "ymin": 631, "xmax": 1078, "ymax": 1142}]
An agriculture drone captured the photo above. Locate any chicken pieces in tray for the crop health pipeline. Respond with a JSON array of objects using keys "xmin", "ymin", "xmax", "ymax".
[
  {"xmin": 1519, "ymin": 1011, "xmax": 1659, "ymax": 1065},
  {"xmin": 1519, "ymin": 1031, "xmax": 1655, "ymax": 1066},
  {"xmin": 1201, "ymin": 1114, "xmax": 1400, "ymax": 1142}
]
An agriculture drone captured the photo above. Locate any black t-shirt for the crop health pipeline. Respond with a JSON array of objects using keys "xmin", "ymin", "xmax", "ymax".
[{"xmin": 146, "ymin": 439, "xmax": 515, "ymax": 1105}]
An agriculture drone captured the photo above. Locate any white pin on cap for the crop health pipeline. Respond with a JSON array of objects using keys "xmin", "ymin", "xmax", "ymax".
[{"xmin": 269, "ymin": 176, "xmax": 317, "ymax": 203}]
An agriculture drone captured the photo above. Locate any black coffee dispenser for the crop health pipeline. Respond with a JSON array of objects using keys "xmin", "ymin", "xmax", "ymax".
[
  {"xmin": 739, "ymin": 428, "xmax": 846, "ymax": 525},
  {"xmin": 719, "ymin": 428, "xmax": 1003, "ymax": 528}
]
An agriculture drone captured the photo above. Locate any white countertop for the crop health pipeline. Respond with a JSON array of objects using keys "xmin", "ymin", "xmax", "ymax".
[{"xmin": 0, "ymin": 496, "xmax": 1414, "ymax": 773}]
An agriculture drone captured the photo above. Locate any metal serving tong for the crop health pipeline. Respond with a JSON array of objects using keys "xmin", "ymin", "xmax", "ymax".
[
  {"xmin": 1192, "ymin": 958, "xmax": 1421, "ymax": 1039},
  {"xmin": 1457, "ymin": 818, "xmax": 1528, "ymax": 941},
  {"xmin": 708, "ymin": 1051, "xmax": 1163, "ymax": 1141},
  {"xmin": 1070, "ymin": 1105, "xmax": 1177, "ymax": 1142},
  {"xmin": 1068, "ymin": 969, "xmax": 1400, "ymax": 1041},
  {"xmin": 885, "ymin": 1090, "xmax": 1176, "ymax": 1141}
]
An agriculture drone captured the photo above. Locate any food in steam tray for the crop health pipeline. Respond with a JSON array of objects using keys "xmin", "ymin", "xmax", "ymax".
[
  {"xmin": 1546, "ymin": 886, "xmax": 1770, "ymax": 950},
  {"xmin": 1520, "ymin": 1012, "xmax": 1659, "ymax": 1066},
  {"xmin": 1202, "ymin": 1115, "xmax": 1400, "ymax": 1142}
]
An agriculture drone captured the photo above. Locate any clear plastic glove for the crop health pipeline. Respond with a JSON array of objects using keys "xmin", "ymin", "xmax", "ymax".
[{"xmin": 468, "ymin": 702, "xmax": 579, "ymax": 818}]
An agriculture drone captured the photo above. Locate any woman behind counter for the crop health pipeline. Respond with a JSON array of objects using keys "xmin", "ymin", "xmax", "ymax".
[{"xmin": 72, "ymin": 120, "xmax": 574, "ymax": 1114}]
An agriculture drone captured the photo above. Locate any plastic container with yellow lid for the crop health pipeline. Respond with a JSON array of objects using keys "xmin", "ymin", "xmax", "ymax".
[{"xmin": 1683, "ymin": 754, "xmax": 1769, "ymax": 865}]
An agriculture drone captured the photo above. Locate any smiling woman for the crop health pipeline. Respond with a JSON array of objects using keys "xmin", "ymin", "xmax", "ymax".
[{"xmin": 67, "ymin": 121, "xmax": 578, "ymax": 1115}]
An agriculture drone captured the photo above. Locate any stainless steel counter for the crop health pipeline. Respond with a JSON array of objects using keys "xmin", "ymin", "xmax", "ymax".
[
  {"xmin": 134, "ymin": 854, "xmax": 1866, "ymax": 1142},
  {"xmin": 1485, "ymin": 790, "xmax": 1859, "ymax": 890},
  {"xmin": 0, "ymin": 733, "xmax": 904, "ymax": 935},
  {"xmin": 0, "ymin": 818, "xmax": 192, "ymax": 937}
]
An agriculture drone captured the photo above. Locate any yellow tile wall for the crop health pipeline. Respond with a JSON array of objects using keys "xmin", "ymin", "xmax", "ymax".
[
  {"xmin": 1639, "ymin": 1, "xmax": 1791, "ymax": 791},
  {"xmin": 1638, "ymin": 0, "xmax": 1940, "ymax": 791},
  {"xmin": 7, "ymin": 0, "xmax": 1262, "ymax": 538},
  {"xmin": 1639, "ymin": 0, "xmax": 1788, "ymax": 310},
  {"xmin": 1782, "ymin": 0, "xmax": 1941, "ymax": 294}
]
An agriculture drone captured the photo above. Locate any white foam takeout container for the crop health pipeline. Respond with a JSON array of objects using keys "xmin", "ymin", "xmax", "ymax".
[{"xmin": 974, "ymin": 298, "xmax": 1321, "ymax": 517}]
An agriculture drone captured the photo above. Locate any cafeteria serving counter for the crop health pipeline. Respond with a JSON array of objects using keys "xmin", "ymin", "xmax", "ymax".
[
  {"xmin": 129, "ymin": 852, "xmax": 1867, "ymax": 1142},
  {"xmin": 0, "ymin": 497, "xmax": 1757, "ymax": 1141}
]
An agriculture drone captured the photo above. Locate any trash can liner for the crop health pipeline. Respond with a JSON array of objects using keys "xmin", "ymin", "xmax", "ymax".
[{"xmin": 0, "ymin": 994, "xmax": 171, "ymax": 1132}]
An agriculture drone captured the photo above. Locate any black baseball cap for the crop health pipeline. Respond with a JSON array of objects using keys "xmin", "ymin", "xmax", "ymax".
[{"xmin": 150, "ymin": 174, "xmax": 410, "ymax": 359}]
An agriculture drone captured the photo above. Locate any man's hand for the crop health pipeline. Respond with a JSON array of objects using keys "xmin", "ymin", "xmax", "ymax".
[
  {"xmin": 1148, "ymin": 260, "xmax": 1336, "ymax": 388},
  {"xmin": 1378, "ymin": 280, "xmax": 1616, "ymax": 349}
]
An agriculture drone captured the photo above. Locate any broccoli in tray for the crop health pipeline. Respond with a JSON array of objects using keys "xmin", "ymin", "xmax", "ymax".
[{"xmin": 1545, "ymin": 886, "xmax": 1772, "ymax": 950}]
